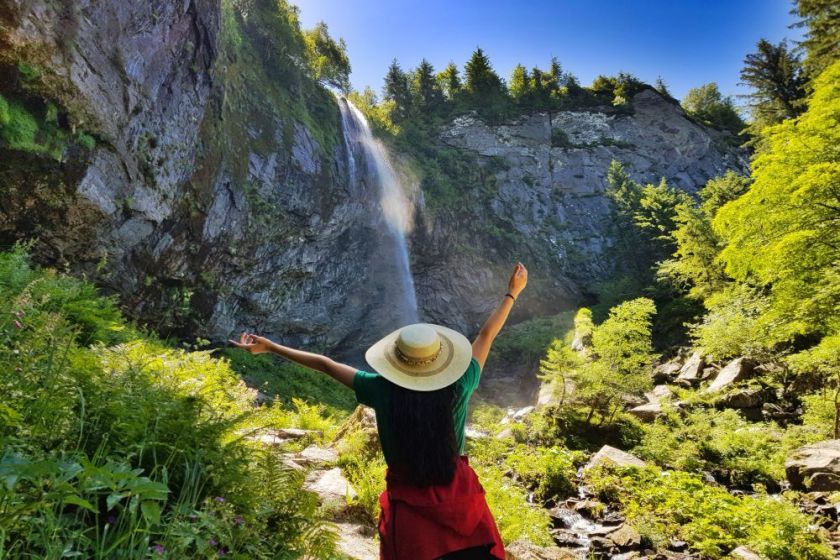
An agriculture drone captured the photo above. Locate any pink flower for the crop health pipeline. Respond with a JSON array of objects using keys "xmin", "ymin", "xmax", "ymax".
[
  {"xmin": 14, "ymin": 320, "xmax": 22, "ymax": 329},
  {"xmin": 151, "ymin": 543, "xmax": 166, "ymax": 554},
  {"xmin": 14, "ymin": 310, "xmax": 23, "ymax": 317}
]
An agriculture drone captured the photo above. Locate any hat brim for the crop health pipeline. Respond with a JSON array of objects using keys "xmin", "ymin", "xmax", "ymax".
[{"xmin": 365, "ymin": 323, "xmax": 474, "ymax": 392}]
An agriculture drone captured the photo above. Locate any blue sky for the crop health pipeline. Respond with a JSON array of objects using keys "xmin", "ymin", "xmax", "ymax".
[{"xmin": 298, "ymin": 0, "xmax": 803, "ymax": 106}]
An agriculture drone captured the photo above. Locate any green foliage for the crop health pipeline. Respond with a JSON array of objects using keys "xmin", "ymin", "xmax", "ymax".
[
  {"xmin": 681, "ymin": 82, "xmax": 745, "ymax": 135},
  {"xmin": 0, "ymin": 94, "xmax": 9, "ymax": 126},
  {"xmin": 0, "ymin": 247, "xmax": 338, "ymax": 558},
  {"xmin": 585, "ymin": 465, "xmax": 833, "ymax": 559},
  {"xmin": 502, "ymin": 444, "xmax": 585, "ymax": 502},
  {"xmin": 1, "ymin": 101, "xmax": 39, "ymax": 149},
  {"xmin": 714, "ymin": 60, "xmax": 840, "ymax": 349},
  {"xmin": 412, "ymin": 58, "xmax": 444, "ymax": 111},
  {"xmin": 436, "ymin": 62, "xmax": 462, "ymax": 100},
  {"xmin": 740, "ymin": 39, "xmax": 807, "ymax": 128},
  {"xmin": 488, "ymin": 312, "xmax": 575, "ymax": 370},
  {"xmin": 303, "ymin": 21, "xmax": 351, "ymax": 92},
  {"xmin": 634, "ymin": 407, "xmax": 822, "ymax": 487},
  {"xmin": 792, "ymin": 0, "xmax": 840, "ymax": 78},
  {"xmin": 222, "ymin": 349, "xmax": 356, "ymax": 418},
  {"xmin": 568, "ymin": 299, "xmax": 657, "ymax": 424},
  {"xmin": 467, "ymin": 438, "xmax": 553, "ymax": 545}
]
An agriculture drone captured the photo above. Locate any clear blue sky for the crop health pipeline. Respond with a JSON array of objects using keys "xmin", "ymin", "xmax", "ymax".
[{"xmin": 298, "ymin": 0, "xmax": 803, "ymax": 105}]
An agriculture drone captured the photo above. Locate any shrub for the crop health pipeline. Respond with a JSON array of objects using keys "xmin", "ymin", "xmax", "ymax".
[{"xmin": 585, "ymin": 465, "xmax": 832, "ymax": 559}]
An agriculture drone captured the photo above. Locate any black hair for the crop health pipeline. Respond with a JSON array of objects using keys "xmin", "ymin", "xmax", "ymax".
[{"xmin": 388, "ymin": 382, "xmax": 458, "ymax": 486}]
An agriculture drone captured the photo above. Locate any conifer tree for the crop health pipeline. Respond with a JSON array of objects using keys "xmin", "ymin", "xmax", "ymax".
[
  {"xmin": 655, "ymin": 76, "xmax": 671, "ymax": 97},
  {"xmin": 740, "ymin": 39, "xmax": 807, "ymax": 127},
  {"xmin": 509, "ymin": 64, "xmax": 531, "ymax": 101},
  {"xmin": 413, "ymin": 58, "xmax": 444, "ymax": 110},
  {"xmin": 437, "ymin": 62, "xmax": 462, "ymax": 100},
  {"xmin": 383, "ymin": 59, "xmax": 412, "ymax": 120},
  {"xmin": 464, "ymin": 47, "xmax": 504, "ymax": 96},
  {"xmin": 791, "ymin": 0, "xmax": 840, "ymax": 78}
]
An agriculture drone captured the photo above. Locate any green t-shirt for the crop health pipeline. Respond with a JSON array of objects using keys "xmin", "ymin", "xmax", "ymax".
[{"xmin": 353, "ymin": 358, "xmax": 481, "ymax": 465}]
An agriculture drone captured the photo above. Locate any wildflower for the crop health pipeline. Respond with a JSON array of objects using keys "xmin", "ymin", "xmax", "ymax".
[
  {"xmin": 14, "ymin": 320, "xmax": 22, "ymax": 329},
  {"xmin": 14, "ymin": 310, "xmax": 23, "ymax": 317},
  {"xmin": 218, "ymin": 547, "xmax": 226, "ymax": 557},
  {"xmin": 233, "ymin": 515, "xmax": 244, "ymax": 526},
  {"xmin": 151, "ymin": 543, "xmax": 166, "ymax": 554},
  {"xmin": 107, "ymin": 515, "xmax": 117, "ymax": 525},
  {"xmin": 209, "ymin": 538, "xmax": 218, "ymax": 547},
  {"xmin": 214, "ymin": 496, "xmax": 225, "ymax": 503}
]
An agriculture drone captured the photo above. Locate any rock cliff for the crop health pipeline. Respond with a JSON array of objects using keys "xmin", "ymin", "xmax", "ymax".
[{"xmin": 0, "ymin": 0, "xmax": 747, "ymax": 360}]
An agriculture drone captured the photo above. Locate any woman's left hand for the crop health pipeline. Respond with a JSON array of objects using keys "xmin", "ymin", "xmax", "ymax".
[{"xmin": 229, "ymin": 332, "xmax": 273, "ymax": 354}]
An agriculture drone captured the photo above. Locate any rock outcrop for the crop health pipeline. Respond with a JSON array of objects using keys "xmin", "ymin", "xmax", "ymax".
[
  {"xmin": 786, "ymin": 440, "xmax": 840, "ymax": 491},
  {"xmin": 585, "ymin": 446, "xmax": 647, "ymax": 470},
  {"xmin": 0, "ymin": 1, "xmax": 747, "ymax": 361}
]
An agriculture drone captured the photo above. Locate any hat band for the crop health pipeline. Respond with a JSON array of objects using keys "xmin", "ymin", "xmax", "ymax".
[{"xmin": 394, "ymin": 343, "xmax": 442, "ymax": 367}]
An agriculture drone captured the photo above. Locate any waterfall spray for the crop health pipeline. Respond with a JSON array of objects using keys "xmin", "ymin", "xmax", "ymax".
[{"xmin": 337, "ymin": 97, "xmax": 419, "ymax": 325}]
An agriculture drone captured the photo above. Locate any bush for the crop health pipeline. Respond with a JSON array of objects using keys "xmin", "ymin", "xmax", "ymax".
[
  {"xmin": 1, "ymin": 101, "xmax": 39, "ymax": 149},
  {"xmin": 0, "ymin": 247, "xmax": 338, "ymax": 558},
  {"xmin": 585, "ymin": 464, "xmax": 833, "ymax": 559}
]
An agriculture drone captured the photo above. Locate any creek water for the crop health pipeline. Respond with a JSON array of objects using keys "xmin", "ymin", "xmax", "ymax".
[{"xmin": 337, "ymin": 97, "xmax": 419, "ymax": 326}]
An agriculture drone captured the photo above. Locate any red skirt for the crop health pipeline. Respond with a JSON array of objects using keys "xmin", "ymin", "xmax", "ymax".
[{"xmin": 377, "ymin": 456, "xmax": 505, "ymax": 560}]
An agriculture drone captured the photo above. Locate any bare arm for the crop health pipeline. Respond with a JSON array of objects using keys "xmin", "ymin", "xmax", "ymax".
[
  {"xmin": 472, "ymin": 263, "xmax": 528, "ymax": 370},
  {"xmin": 229, "ymin": 333, "xmax": 357, "ymax": 389}
]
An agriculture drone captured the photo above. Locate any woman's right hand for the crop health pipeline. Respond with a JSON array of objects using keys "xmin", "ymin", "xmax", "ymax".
[
  {"xmin": 228, "ymin": 332, "xmax": 273, "ymax": 354},
  {"xmin": 508, "ymin": 262, "xmax": 528, "ymax": 298}
]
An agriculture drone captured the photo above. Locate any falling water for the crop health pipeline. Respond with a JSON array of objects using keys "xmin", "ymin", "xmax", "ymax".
[{"xmin": 337, "ymin": 97, "xmax": 419, "ymax": 325}]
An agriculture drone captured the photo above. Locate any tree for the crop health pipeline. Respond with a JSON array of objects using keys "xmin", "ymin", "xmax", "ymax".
[
  {"xmin": 574, "ymin": 298, "xmax": 657, "ymax": 424},
  {"xmin": 436, "ymin": 62, "xmax": 462, "ymax": 100},
  {"xmin": 681, "ymin": 83, "xmax": 745, "ymax": 135},
  {"xmin": 413, "ymin": 59, "xmax": 443, "ymax": 111},
  {"xmin": 383, "ymin": 59, "xmax": 412, "ymax": 120},
  {"xmin": 714, "ymin": 60, "xmax": 840, "ymax": 345},
  {"xmin": 655, "ymin": 76, "xmax": 671, "ymax": 98},
  {"xmin": 509, "ymin": 64, "xmax": 532, "ymax": 101},
  {"xmin": 740, "ymin": 39, "xmax": 807, "ymax": 128},
  {"xmin": 303, "ymin": 21, "xmax": 351, "ymax": 92},
  {"xmin": 658, "ymin": 172, "xmax": 751, "ymax": 300},
  {"xmin": 634, "ymin": 178, "xmax": 693, "ymax": 263},
  {"xmin": 464, "ymin": 47, "xmax": 505, "ymax": 97},
  {"xmin": 791, "ymin": 0, "xmax": 840, "ymax": 78}
]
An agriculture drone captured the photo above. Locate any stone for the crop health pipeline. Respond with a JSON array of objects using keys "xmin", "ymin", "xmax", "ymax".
[
  {"xmin": 585, "ymin": 446, "xmax": 647, "ymax": 471},
  {"xmin": 647, "ymin": 385, "xmax": 673, "ymax": 403},
  {"xmin": 275, "ymin": 427, "xmax": 320, "ymax": 439},
  {"xmin": 513, "ymin": 406, "xmax": 536, "ymax": 419},
  {"xmin": 465, "ymin": 427, "xmax": 489, "ymax": 439},
  {"xmin": 247, "ymin": 434, "xmax": 288, "ymax": 447},
  {"xmin": 786, "ymin": 440, "xmax": 840, "ymax": 491},
  {"xmin": 704, "ymin": 358, "xmax": 752, "ymax": 393},
  {"xmin": 628, "ymin": 402, "xmax": 662, "ymax": 422},
  {"xmin": 496, "ymin": 427, "xmax": 515, "ymax": 440},
  {"xmin": 607, "ymin": 523, "xmax": 642, "ymax": 549},
  {"xmin": 333, "ymin": 522, "xmax": 378, "ymax": 560},
  {"xmin": 653, "ymin": 361, "xmax": 682, "ymax": 383},
  {"xmin": 730, "ymin": 546, "xmax": 762, "ymax": 560},
  {"xmin": 675, "ymin": 353, "xmax": 705, "ymax": 386},
  {"xmin": 295, "ymin": 445, "xmax": 339, "ymax": 466},
  {"xmin": 504, "ymin": 539, "xmax": 578, "ymax": 560},
  {"xmin": 716, "ymin": 385, "xmax": 773, "ymax": 409},
  {"xmin": 303, "ymin": 468, "xmax": 357, "ymax": 510}
]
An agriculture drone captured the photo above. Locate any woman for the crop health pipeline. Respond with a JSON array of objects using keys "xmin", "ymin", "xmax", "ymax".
[{"xmin": 230, "ymin": 263, "xmax": 528, "ymax": 559}]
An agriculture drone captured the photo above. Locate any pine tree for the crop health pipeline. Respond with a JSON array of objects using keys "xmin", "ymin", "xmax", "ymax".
[
  {"xmin": 791, "ymin": 0, "xmax": 840, "ymax": 78},
  {"xmin": 740, "ymin": 39, "xmax": 807, "ymax": 127},
  {"xmin": 437, "ymin": 62, "xmax": 462, "ymax": 100},
  {"xmin": 383, "ymin": 59, "xmax": 412, "ymax": 120},
  {"xmin": 655, "ymin": 76, "xmax": 671, "ymax": 98},
  {"xmin": 681, "ymin": 83, "xmax": 745, "ymax": 135},
  {"xmin": 509, "ymin": 64, "xmax": 531, "ymax": 101},
  {"xmin": 545, "ymin": 57, "xmax": 562, "ymax": 95},
  {"xmin": 464, "ymin": 47, "xmax": 504, "ymax": 97},
  {"xmin": 413, "ymin": 59, "xmax": 443, "ymax": 110}
]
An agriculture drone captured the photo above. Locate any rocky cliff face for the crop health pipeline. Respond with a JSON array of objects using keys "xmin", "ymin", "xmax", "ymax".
[{"xmin": 0, "ymin": 0, "xmax": 747, "ymax": 361}]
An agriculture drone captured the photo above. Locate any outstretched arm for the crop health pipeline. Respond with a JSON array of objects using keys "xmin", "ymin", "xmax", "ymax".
[
  {"xmin": 228, "ymin": 333, "xmax": 357, "ymax": 389},
  {"xmin": 472, "ymin": 263, "xmax": 528, "ymax": 370}
]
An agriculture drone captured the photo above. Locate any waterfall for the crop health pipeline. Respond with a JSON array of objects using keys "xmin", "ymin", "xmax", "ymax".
[{"xmin": 337, "ymin": 97, "xmax": 419, "ymax": 326}]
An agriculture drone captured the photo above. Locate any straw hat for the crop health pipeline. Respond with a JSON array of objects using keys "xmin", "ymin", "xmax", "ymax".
[{"xmin": 365, "ymin": 323, "xmax": 473, "ymax": 391}]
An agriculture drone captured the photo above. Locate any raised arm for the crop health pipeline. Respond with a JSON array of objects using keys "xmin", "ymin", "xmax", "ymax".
[
  {"xmin": 472, "ymin": 263, "xmax": 528, "ymax": 370},
  {"xmin": 228, "ymin": 333, "xmax": 357, "ymax": 389}
]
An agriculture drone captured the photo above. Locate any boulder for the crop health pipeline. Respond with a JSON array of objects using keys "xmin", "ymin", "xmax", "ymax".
[
  {"xmin": 295, "ymin": 445, "xmax": 339, "ymax": 466},
  {"xmin": 513, "ymin": 406, "xmax": 536, "ymax": 420},
  {"xmin": 504, "ymin": 539, "xmax": 577, "ymax": 560},
  {"xmin": 653, "ymin": 360, "xmax": 682, "ymax": 383},
  {"xmin": 607, "ymin": 523, "xmax": 641, "ymax": 549},
  {"xmin": 628, "ymin": 402, "xmax": 662, "ymax": 422},
  {"xmin": 716, "ymin": 385, "xmax": 773, "ymax": 409},
  {"xmin": 730, "ymin": 546, "xmax": 762, "ymax": 560},
  {"xmin": 465, "ymin": 427, "xmax": 489, "ymax": 440},
  {"xmin": 247, "ymin": 433, "xmax": 288, "ymax": 447},
  {"xmin": 647, "ymin": 384, "xmax": 673, "ymax": 403},
  {"xmin": 786, "ymin": 440, "xmax": 840, "ymax": 491},
  {"xmin": 276, "ymin": 427, "xmax": 320, "ymax": 439},
  {"xmin": 704, "ymin": 358, "xmax": 753, "ymax": 393},
  {"xmin": 675, "ymin": 352, "xmax": 705, "ymax": 386},
  {"xmin": 303, "ymin": 468, "xmax": 357, "ymax": 510},
  {"xmin": 585, "ymin": 446, "xmax": 647, "ymax": 471}
]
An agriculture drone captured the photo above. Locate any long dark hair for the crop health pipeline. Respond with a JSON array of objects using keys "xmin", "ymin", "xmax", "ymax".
[{"xmin": 388, "ymin": 382, "xmax": 458, "ymax": 486}]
